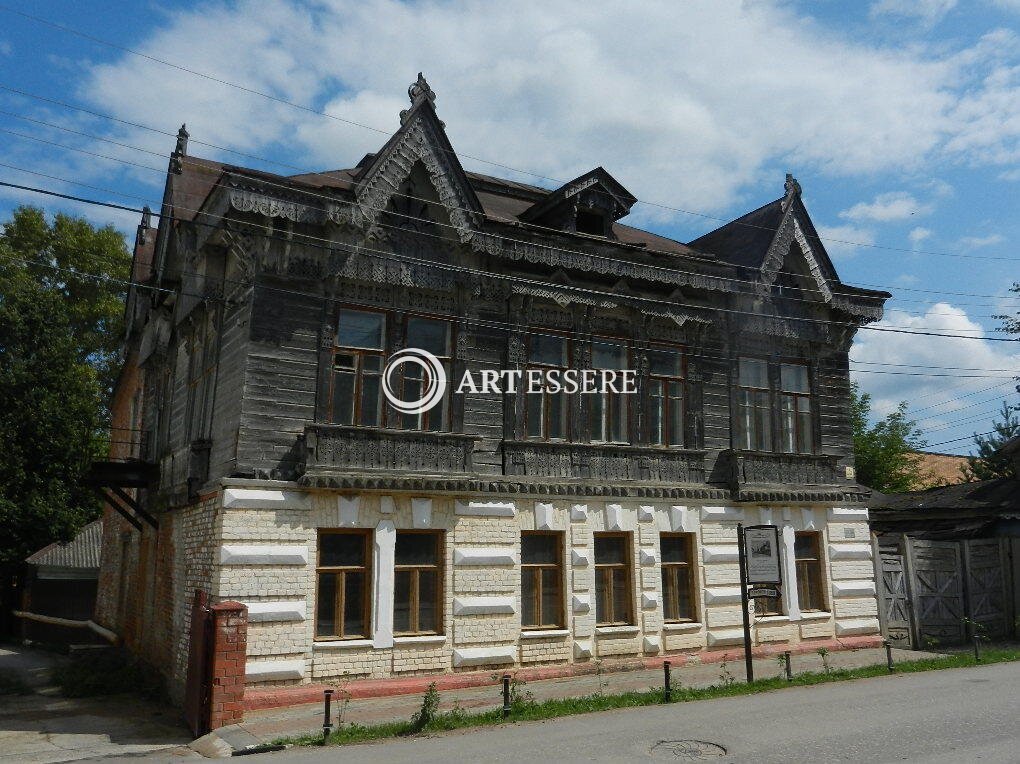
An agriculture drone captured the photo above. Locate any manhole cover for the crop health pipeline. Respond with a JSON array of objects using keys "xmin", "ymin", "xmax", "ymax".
[{"xmin": 650, "ymin": 740, "xmax": 727, "ymax": 759}]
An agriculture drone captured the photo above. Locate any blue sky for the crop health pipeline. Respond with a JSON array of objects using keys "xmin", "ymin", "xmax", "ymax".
[{"xmin": 1, "ymin": 0, "xmax": 1018, "ymax": 455}]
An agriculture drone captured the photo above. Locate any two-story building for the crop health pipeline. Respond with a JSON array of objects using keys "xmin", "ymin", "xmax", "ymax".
[{"xmin": 95, "ymin": 75, "xmax": 889, "ymax": 706}]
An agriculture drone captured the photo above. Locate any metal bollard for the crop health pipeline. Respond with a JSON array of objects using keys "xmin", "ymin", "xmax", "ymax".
[
  {"xmin": 884, "ymin": 640, "xmax": 894, "ymax": 672},
  {"xmin": 784, "ymin": 651, "xmax": 792, "ymax": 681},
  {"xmin": 973, "ymin": 635, "xmax": 981, "ymax": 662},
  {"xmin": 321, "ymin": 688, "xmax": 334, "ymax": 744},
  {"xmin": 502, "ymin": 674, "xmax": 512, "ymax": 717},
  {"xmin": 663, "ymin": 660, "xmax": 672, "ymax": 702}
]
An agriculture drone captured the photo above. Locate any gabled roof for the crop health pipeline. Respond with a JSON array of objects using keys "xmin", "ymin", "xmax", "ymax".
[
  {"xmin": 687, "ymin": 197, "xmax": 785, "ymax": 268},
  {"xmin": 26, "ymin": 520, "xmax": 103, "ymax": 569},
  {"xmin": 519, "ymin": 167, "xmax": 637, "ymax": 225}
]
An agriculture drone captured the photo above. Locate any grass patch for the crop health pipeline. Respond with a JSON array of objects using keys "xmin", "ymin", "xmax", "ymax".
[
  {"xmin": 275, "ymin": 647, "xmax": 1020, "ymax": 748},
  {"xmin": 53, "ymin": 649, "xmax": 164, "ymax": 699}
]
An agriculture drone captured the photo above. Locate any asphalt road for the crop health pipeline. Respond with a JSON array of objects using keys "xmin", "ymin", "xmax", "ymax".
[{"xmin": 266, "ymin": 661, "xmax": 1020, "ymax": 763}]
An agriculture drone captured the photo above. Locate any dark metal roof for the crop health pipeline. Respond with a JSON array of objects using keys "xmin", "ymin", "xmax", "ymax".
[
  {"xmin": 686, "ymin": 197, "xmax": 785, "ymax": 268},
  {"xmin": 25, "ymin": 520, "xmax": 103, "ymax": 569},
  {"xmin": 869, "ymin": 478, "xmax": 1020, "ymax": 513}
]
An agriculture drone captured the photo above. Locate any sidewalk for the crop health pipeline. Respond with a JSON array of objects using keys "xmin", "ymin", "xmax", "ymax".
[{"xmin": 210, "ymin": 644, "xmax": 938, "ymax": 754}]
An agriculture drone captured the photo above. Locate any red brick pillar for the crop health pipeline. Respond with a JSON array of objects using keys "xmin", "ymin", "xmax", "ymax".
[{"xmin": 208, "ymin": 601, "xmax": 248, "ymax": 730}]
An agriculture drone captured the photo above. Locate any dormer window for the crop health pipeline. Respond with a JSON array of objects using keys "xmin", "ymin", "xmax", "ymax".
[{"xmin": 575, "ymin": 208, "xmax": 608, "ymax": 236}]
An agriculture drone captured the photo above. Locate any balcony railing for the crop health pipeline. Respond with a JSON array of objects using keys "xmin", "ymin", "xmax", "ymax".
[
  {"xmin": 303, "ymin": 425, "xmax": 478, "ymax": 475},
  {"xmin": 724, "ymin": 450, "xmax": 842, "ymax": 489},
  {"xmin": 503, "ymin": 441, "xmax": 706, "ymax": 483}
]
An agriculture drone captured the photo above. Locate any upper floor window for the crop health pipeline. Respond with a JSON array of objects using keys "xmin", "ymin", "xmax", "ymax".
[
  {"xmin": 779, "ymin": 364, "xmax": 813, "ymax": 454},
  {"xmin": 526, "ymin": 333, "xmax": 570, "ymax": 440},
  {"xmin": 734, "ymin": 358, "xmax": 815, "ymax": 454},
  {"xmin": 647, "ymin": 345, "xmax": 685, "ymax": 447},
  {"xmin": 331, "ymin": 309, "xmax": 385, "ymax": 427},
  {"xmin": 735, "ymin": 357, "xmax": 771, "ymax": 451},
  {"xmin": 590, "ymin": 338, "xmax": 629, "ymax": 443},
  {"xmin": 401, "ymin": 316, "xmax": 453, "ymax": 432}
]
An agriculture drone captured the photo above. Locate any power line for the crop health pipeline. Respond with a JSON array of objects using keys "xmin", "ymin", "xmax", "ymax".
[
  {"xmin": 5, "ymin": 174, "xmax": 1018, "ymax": 344},
  {"xmin": 926, "ymin": 430, "xmax": 998, "ymax": 449}
]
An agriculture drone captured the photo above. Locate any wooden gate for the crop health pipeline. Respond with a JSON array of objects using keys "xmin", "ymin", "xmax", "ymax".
[
  {"xmin": 909, "ymin": 540, "xmax": 966, "ymax": 646},
  {"xmin": 874, "ymin": 538, "xmax": 912, "ymax": 649},
  {"xmin": 183, "ymin": 590, "xmax": 213, "ymax": 738},
  {"xmin": 963, "ymin": 539, "xmax": 1010, "ymax": 639}
]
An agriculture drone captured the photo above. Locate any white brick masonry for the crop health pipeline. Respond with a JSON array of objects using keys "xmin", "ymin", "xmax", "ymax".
[{"xmin": 219, "ymin": 544, "xmax": 308, "ymax": 566}]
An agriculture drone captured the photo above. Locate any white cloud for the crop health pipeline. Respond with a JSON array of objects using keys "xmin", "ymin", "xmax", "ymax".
[
  {"xmin": 851, "ymin": 302, "xmax": 1020, "ymax": 451},
  {"xmin": 908, "ymin": 226, "xmax": 932, "ymax": 248},
  {"xmin": 870, "ymin": 0, "xmax": 957, "ymax": 24},
  {"xmin": 957, "ymin": 233, "xmax": 1005, "ymax": 249},
  {"xmin": 990, "ymin": 0, "xmax": 1020, "ymax": 12},
  {"xmin": 815, "ymin": 224, "xmax": 875, "ymax": 260},
  {"xmin": 840, "ymin": 191, "xmax": 933, "ymax": 223},
  {"xmin": 37, "ymin": 0, "xmax": 1015, "ymax": 223}
]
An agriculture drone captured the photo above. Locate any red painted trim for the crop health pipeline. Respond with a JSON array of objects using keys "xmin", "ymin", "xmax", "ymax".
[{"xmin": 242, "ymin": 635, "xmax": 882, "ymax": 711}]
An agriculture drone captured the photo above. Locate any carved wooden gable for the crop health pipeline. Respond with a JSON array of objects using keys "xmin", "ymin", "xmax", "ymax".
[{"xmin": 354, "ymin": 74, "xmax": 483, "ymax": 245}]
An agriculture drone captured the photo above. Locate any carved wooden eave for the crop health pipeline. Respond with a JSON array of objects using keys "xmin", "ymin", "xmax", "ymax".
[
  {"xmin": 510, "ymin": 283, "xmax": 617, "ymax": 309},
  {"xmin": 353, "ymin": 74, "xmax": 483, "ymax": 243}
]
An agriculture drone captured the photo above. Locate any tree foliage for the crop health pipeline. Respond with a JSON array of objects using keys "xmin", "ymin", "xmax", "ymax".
[
  {"xmin": 849, "ymin": 381, "xmax": 930, "ymax": 493},
  {"xmin": 0, "ymin": 206, "xmax": 130, "ymax": 564},
  {"xmin": 963, "ymin": 402, "xmax": 1019, "ymax": 481}
]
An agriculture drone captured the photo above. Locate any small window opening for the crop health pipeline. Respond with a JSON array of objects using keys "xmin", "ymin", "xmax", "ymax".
[{"xmin": 576, "ymin": 209, "xmax": 606, "ymax": 236}]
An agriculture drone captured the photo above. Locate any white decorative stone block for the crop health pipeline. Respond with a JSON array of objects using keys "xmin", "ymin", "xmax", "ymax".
[
  {"xmin": 222, "ymin": 488, "xmax": 310, "ymax": 510},
  {"xmin": 571, "ymin": 548, "xmax": 590, "ymax": 567},
  {"xmin": 643, "ymin": 635, "xmax": 661, "ymax": 654},
  {"xmin": 453, "ymin": 646, "xmax": 517, "ymax": 667},
  {"xmin": 834, "ymin": 618, "xmax": 880, "ymax": 636},
  {"xmin": 570, "ymin": 503, "xmax": 588, "ymax": 522},
  {"xmin": 219, "ymin": 544, "xmax": 308, "ymax": 566},
  {"xmin": 831, "ymin": 580, "xmax": 877, "ymax": 597},
  {"xmin": 702, "ymin": 545, "xmax": 739, "ymax": 563},
  {"xmin": 453, "ymin": 596, "xmax": 516, "ymax": 615},
  {"xmin": 801, "ymin": 508, "xmax": 817, "ymax": 530},
  {"xmin": 605, "ymin": 503, "xmax": 624, "ymax": 531},
  {"xmin": 246, "ymin": 659, "xmax": 305, "ymax": 681},
  {"xmin": 244, "ymin": 600, "xmax": 306, "ymax": 623},
  {"xmin": 338, "ymin": 496, "xmax": 359, "ymax": 527},
  {"xmin": 703, "ymin": 586, "xmax": 743, "ymax": 605},
  {"xmin": 574, "ymin": 640, "xmax": 593, "ymax": 660},
  {"xmin": 373, "ymin": 520, "xmax": 396, "ymax": 649},
  {"xmin": 828, "ymin": 543, "xmax": 873, "ymax": 561},
  {"xmin": 534, "ymin": 502, "xmax": 555, "ymax": 530},
  {"xmin": 706, "ymin": 628, "xmax": 745, "ymax": 646},
  {"xmin": 641, "ymin": 592, "xmax": 659, "ymax": 610},
  {"xmin": 669, "ymin": 505, "xmax": 697, "ymax": 532},
  {"xmin": 637, "ymin": 505, "xmax": 655, "ymax": 522},
  {"xmin": 759, "ymin": 508, "xmax": 773, "ymax": 526},
  {"xmin": 455, "ymin": 500, "xmax": 516, "ymax": 518},
  {"xmin": 380, "ymin": 496, "xmax": 396, "ymax": 514},
  {"xmin": 702, "ymin": 506, "xmax": 742, "ymax": 522},
  {"xmin": 454, "ymin": 547, "xmax": 517, "ymax": 566},
  {"xmin": 412, "ymin": 497, "xmax": 432, "ymax": 528},
  {"xmin": 572, "ymin": 594, "xmax": 591, "ymax": 614},
  {"xmin": 639, "ymin": 548, "xmax": 657, "ymax": 566},
  {"xmin": 829, "ymin": 507, "xmax": 869, "ymax": 522},
  {"xmin": 781, "ymin": 508, "xmax": 792, "ymax": 523}
]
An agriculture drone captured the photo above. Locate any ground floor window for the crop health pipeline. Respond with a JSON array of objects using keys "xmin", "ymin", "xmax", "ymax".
[
  {"xmin": 660, "ymin": 533, "xmax": 697, "ymax": 622},
  {"xmin": 521, "ymin": 531, "xmax": 564, "ymax": 629},
  {"xmin": 795, "ymin": 532, "xmax": 826, "ymax": 612},
  {"xmin": 315, "ymin": 530, "xmax": 371, "ymax": 639},
  {"xmin": 594, "ymin": 532, "xmax": 633, "ymax": 626},
  {"xmin": 394, "ymin": 531, "xmax": 443, "ymax": 635}
]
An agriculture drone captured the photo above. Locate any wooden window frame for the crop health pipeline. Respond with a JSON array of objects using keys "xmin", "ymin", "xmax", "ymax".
[
  {"xmin": 594, "ymin": 531, "xmax": 634, "ymax": 626},
  {"xmin": 778, "ymin": 361, "xmax": 814, "ymax": 455},
  {"xmin": 328, "ymin": 307, "xmax": 387, "ymax": 427},
  {"xmin": 393, "ymin": 529, "xmax": 445, "ymax": 636},
  {"xmin": 400, "ymin": 314, "xmax": 455, "ymax": 433},
  {"xmin": 735, "ymin": 356, "xmax": 772, "ymax": 452},
  {"xmin": 660, "ymin": 532, "xmax": 698, "ymax": 623},
  {"xmin": 524, "ymin": 332, "xmax": 572, "ymax": 442},
  {"xmin": 521, "ymin": 531, "xmax": 565, "ymax": 630},
  {"xmin": 795, "ymin": 531, "xmax": 827, "ymax": 613},
  {"xmin": 315, "ymin": 529, "xmax": 372, "ymax": 641},
  {"xmin": 590, "ymin": 336, "xmax": 631, "ymax": 445},
  {"xmin": 646, "ymin": 343, "xmax": 687, "ymax": 447}
]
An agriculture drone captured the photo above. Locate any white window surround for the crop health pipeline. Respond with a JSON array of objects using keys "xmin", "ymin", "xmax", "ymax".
[
  {"xmin": 313, "ymin": 639, "xmax": 374, "ymax": 650},
  {"xmin": 393, "ymin": 634, "xmax": 447, "ymax": 645},
  {"xmin": 780, "ymin": 524, "xmax": 801, "ymax": 622},
  {"xmin": 372, "ymin": 520, "xmax": 396, "ymax": 649},
  {"xmin": 798, "ymin": 611, "xmax": 832, "ymax": 621},
  {"xmin": 595, "ymin": 625, "xmax": 641, "ymax": 636},
  {"xmin": 662, "ymin": 621, "xmax": 702, "ymax": 633}
]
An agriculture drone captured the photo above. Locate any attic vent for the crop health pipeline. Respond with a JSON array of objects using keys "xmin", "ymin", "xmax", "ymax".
[{"xmin": 576, "ymin": 209, "xmax": 607, "ymax": 236}]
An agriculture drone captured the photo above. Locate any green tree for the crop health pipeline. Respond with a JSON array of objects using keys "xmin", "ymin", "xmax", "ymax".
[
  {"xmin": 0, "ymin": 206, "xmax": 130, "ymax": 564},
  {"xmin": 849, "ymin": 381, "xmax": 930, "ymax": 493},
  {"xmin": 962, "ymin": 402, "xmax": 1019, "ymax": 481}
]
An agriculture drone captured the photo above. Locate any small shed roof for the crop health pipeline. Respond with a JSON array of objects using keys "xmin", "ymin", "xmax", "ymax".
[{"xmin": 25, "ymin": 520, "xmax": 103, "ymax": 569}]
